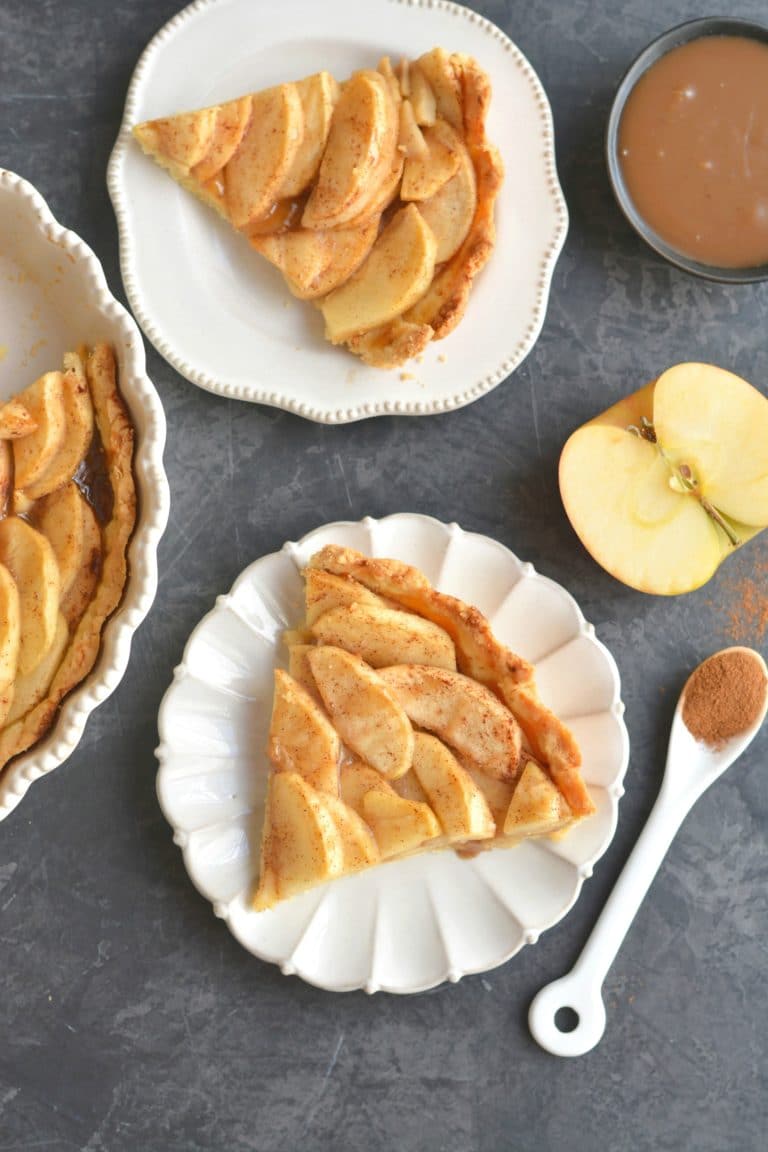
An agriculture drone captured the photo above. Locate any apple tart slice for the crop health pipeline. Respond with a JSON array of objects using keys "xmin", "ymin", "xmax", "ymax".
[
  {"xmin": 133, "ymin": 47, "xmax": 502, "ymax": 368},
  {"xmin": 0, "ymin": 345, "xmax": 135, "ymax": 772},
  {"xmin": 253, "ymin": 548, "xmax": 594, "ymax": 911}
]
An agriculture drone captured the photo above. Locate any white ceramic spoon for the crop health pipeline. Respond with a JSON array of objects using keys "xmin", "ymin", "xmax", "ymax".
[{"xmin": 529, "ymin": 645, "xmax": 768, "ymax": 1058}]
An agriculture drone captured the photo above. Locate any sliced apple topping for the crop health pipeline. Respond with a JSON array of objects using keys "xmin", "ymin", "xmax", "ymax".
[
  {"xmin": 0, "ymin": 400, "xmax": 37, "ymax": 440},
  {"xmin": 251, "ymin": 216, "xmax": 379, "ymax": 300},
  {"xmin": 361, "ymin": 788, "xmax": 441, "ymax": 858},
  {"xmin": 305, "ymin": 568, "xmax": 389, "ymax": 626},
  {"xmin": 559, "ymin": 363, "xmax": 768, "ymax": 594},
  {"xmin": 413, "ymin": 49, "xmax": 463, "ymax": 130},
  {"xmin": 409, "ymin": 64, "xmax": 437, "ymax": 126},
  {"xmin": 24, "ymin": 352, "xmax": 94, "ymax": 500},
  {"xmin": 401, "ymin": 119, "xmax": 462, "ymax": 202},
  {"xmin": 278, "ymin": 72, "xmax": 340, "ymax": 199},
  {"xmin": 339, "ymin": 759, "xmax": 397, "ymax": 815},
  {"xmin": 189, "ymin": 96, "xmax": 253, "ymax": 184},
  {"xmin": 13, "ymin": 371, "xmax": 67, "ymax": 491},
  {"xmin": 323, "ymin": 794, "xmax": 380, "ymax": 872},
  {"xmin": 310, "ymin": 601, "xmax": 456, "ymax": 670},
  {"xmin": 5, "ymin": 612, "xmax": 68, "ymax": 727},
  {"xmin": 417, "ymin": 133, "xmax": 477, "ymax": 262},
  {"xmin": 268, "ymin": 669, "xmax": 340, "ymax": 794},
  {"xmin": 411, "ymin": 732, "xmax": 494, "ymax": 841},
  {"xmin": 134, "ymin": 105, "xmax": 219, "ymax": 171},
  {"xmin": 287, "ymin": 643, "xmax": 320, "ymax": 696},
  {"xmin": 0, "ymin": 563, "xmax": 20, "ymax": 725},
  {"xmin": 0, "ymin": 517, "xmax": 60, "ymax": 675},
  {"xmin": 225, "ymin": 83, "xmax": 304, "ymax": 228},
  {"xmin": 320, "ymin": 204, "xmax": 436, "ymax": 344},
  {"xmin": 308, "ymin": 645, "xmax": 414, "ymax": 780},
  {"xmin": 503, "ymin": 760, "xmax": 574, "ymax": 840},
  {"xmin": 379, "ymin": 664, "xmax": 521, "ymax": 781},
  {"xmin": 34, "ymin": 481, "xmax": 91, "ymax": 599},
  {"xmin": 303, "ymin": 70, "xmax": 396, "ymax": 230},
  {"xmin": 253, "ymin": 771, "xmax": 345, "ymax": 911}
]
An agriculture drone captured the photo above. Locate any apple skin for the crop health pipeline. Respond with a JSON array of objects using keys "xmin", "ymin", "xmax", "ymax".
[{"xmin": 559, "ymin": 378, "xmax": 763, "ymax": 595}]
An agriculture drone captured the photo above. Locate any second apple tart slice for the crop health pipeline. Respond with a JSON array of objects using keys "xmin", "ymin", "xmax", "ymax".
[{"xmin": 253, "ymin": 548, "xmax": 594, "ymax": 911}]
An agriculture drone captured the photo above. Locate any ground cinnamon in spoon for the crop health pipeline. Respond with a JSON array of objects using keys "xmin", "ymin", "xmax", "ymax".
[{"xmin": 682, "ymin": 650, "xmax": 767, "ymax": 748}]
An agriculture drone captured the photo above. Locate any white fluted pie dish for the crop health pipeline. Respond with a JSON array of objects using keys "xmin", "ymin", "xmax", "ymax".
[
  {"xmin": 156, "ymin": 514, "xmax": 629, "ymax": 993},
  {"xmin": 108, "ymin": 0, "xmax": 568, "ymax": 422},
  {"xmin": 0, "ymin": 169, "xmax": 169, "ymax": 821}
]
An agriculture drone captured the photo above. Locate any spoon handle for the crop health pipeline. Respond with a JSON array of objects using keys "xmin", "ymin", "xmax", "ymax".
[{"xmin": 528, "ymin": 781, "xmax": 695, "ymax": 1057}]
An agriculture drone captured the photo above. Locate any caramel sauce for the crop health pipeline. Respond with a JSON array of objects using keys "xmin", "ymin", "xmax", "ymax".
[
  {"xmin": 73, "ymin": 427, "xmax": 113, "ymax": 526},
  {"xmin": 619, "ymin": 35, "xmax": 768, "ymax": 268}
]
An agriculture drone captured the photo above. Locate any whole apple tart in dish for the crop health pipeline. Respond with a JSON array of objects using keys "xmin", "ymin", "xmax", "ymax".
[
  {"xmin": 0, "ymin": 344, "xmax": 135, "ymax": 772},
  {"xmin": 254, "ymin": 545, "xmax": 595, "ymax": 910},
  {"xmin": 133, "ymin": 48, "xmax": 503, "ymax": 369}
]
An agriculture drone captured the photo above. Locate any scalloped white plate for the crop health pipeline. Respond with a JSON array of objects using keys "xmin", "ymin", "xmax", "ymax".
[
  {"xmin": 0, "ymin": 169, "xmax": 170, "ymax": 822},
  {"xmin": 108, "ymin": 0, "xmax": 568, "ymax": 423},
  {"xmin": 156, "ymin": 514, "xmax": 628, "ymax": 993}
]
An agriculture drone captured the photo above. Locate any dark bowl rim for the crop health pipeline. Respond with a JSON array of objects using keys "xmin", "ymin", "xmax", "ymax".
[{"xmin": 605, "ymin": 15, "xmax": 768, "ymax": 285}]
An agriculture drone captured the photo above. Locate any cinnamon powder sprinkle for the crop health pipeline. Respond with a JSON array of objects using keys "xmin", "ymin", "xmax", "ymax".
[
  {"xmin": 682, "ymin": 650, "xmax": 767, "ymax": 748},
  {"xmin": 712, "ymin": 556, "xmax": 768, "ymax": 644}
]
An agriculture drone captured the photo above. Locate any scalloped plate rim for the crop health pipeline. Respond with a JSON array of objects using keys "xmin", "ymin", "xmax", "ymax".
[
  {"xmin": 0, "ymin": 167, "xmax": 170, "ymax": 822},
  {"xmin": 156, "ymin": 513, "xmax": 629, "ymax": 993},
  {"xmin": 107, "ymin": 0, "xmax": 569, "ymax": 424}
]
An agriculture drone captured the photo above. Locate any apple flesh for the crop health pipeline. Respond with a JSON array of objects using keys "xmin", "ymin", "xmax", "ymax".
[{"xmin": 559, "ymin": 363, "xmax": 768, "ymax": 595}]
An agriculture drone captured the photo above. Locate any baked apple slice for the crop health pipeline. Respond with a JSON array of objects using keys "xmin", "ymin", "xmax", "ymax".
[
  {"xmin": 278, "ymin": 72, "xmax": 340, "ymax": 198},
  {"xmin": 503, "ymin": 760, "xmax": 574, "ymax": 839},
  {"xmin": 320, "ymin": 205, "xmax": 436, "ymax": 344},
  {"xmin": 34, "ymin": 481, "xmax": 93, "ymax": 599},
  {"xmin": 379, "ymin": 664, "xmax": 521, "ymax": 781},
  {"xmin": 250, "ymin": 216, "xmax": 379, "ymax": 300},
  {"xmin": 302, "ymin": 69, "xmax": 397, "ymax": 230},
  {"xmin": 5, "ymin": 612, "xmax": 68, "ymax": 727},
  {"xmin": 0, "ymin": 563, "xmax": 20, "ymax": 724},
  {"xmin": 401, "ymin": 119, "xmax": 462, "ymax": 202},
  {"xmin": 253, "ymin": 772, "xmax": 344, "ymax": 910},
  {"xmin": 0, "ymin": 401, "xmax": 36, "ymax": 440},
  {"xmin": 307, "ymin": 645, "xmax": 413, "ymax": 779},
  {"xmin": 413, "ymin": 49, "xmax": 463, "ymax": 130},
  {"xmin": 268, "ymin": 669, "xmax": 340, "ymax": 794},
  {"xmin": 323, "ymin": 794, "xmax": 380, "ymax": 871},
  {"xmin": 305, "ymin": 568, "xmax": 388, "ymax": 626},
  {"xmin": 310, "ymin": 601, "xmax": 456, "ymax": 670},
  {"xmin": 411, "ymin": 732, "xmax": 495, "ymax": 841},
  {"xmin": 24, "ymin": 352, "xmax": 94, "ymax": 500},
  {"xmin": 13, "ymin": 372, "xmax": 67, "ymax": 491},
  {"xmin": 361, "ymin": 788, "xmax": 441, "ymax": 858},
  {"xmin": 418, "ymin": 133, "xmax": 477, "ymax": 262},
  {"xmin": 225, "ymin": 83, "xmax": 304, "ymax": 228},
  {"xmin": 191, "ymin": 96, "xmax": 253, "ymax": 185},
  {"xmin": 0, "ymin": 517, "xmax": 60, "ymax": 675},
  {"xmin": 339, "ymin": 759, "xmax": 397, "ymax": 814}
]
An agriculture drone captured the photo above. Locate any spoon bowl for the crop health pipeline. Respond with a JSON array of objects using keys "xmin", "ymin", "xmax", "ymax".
[{"xmin": 529, "ymin": 646, "xmax": 767, "ymax": 1057}]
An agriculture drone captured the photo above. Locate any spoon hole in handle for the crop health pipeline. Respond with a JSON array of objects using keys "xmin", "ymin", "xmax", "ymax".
[{"xmin": 528, "ymin": 972, "xmax": 607, "ymax": 1057}]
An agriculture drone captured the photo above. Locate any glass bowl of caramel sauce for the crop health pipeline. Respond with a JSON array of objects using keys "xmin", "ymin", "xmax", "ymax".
[{"xmin": 606, "ymin": 17, "xmax": 768, "ymax": 283}]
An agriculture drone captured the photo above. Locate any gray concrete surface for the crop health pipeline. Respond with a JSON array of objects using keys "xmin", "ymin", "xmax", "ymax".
[{"xmin": 1, "ymin": 1, "xmax": 767, "ymax": 1149}]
